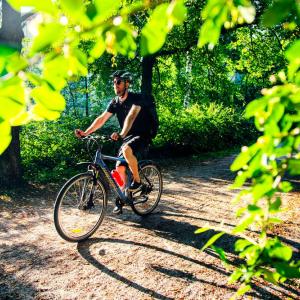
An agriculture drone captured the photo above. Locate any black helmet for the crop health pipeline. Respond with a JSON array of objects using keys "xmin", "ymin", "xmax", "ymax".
[{"xmin": 111, "ymin": 70, "xmax": 132, "ymax": 82}]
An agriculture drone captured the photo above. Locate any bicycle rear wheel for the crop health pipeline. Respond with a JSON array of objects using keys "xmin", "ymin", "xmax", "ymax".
[
  {"xmin": 54, "ymin": 172, "xmax": 107, "ymax": 242},
  {"xmin": 131, "ymin": 162, "xmax": 163, "ymax": 216}
]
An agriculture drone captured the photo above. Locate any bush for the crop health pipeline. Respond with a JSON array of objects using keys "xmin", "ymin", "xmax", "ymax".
[
  {"xmin": 20, "ymin": 103, "xmax": 256, "ymax": 183},
  {"xmin": 153, "ymin": 102, "xmax": 257, "ymax": 155},
  {"xmin": 20, "ymin": 115, "xmax": 118, "ymax": 183}
]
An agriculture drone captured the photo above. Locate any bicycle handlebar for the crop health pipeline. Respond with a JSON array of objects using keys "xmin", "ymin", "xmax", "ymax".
[{"xmin": 77, "ymin": 134, "xmax": 112, "ymax": 155}]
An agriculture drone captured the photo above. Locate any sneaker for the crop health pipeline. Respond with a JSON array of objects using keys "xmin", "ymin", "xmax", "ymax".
[
  {"xmin": 128, "ymin": 181, "xmax": 143, "ymax": 193},
  {"xmin": 112, "ymin": 197, "xmax": 123, "ymax": 215}
]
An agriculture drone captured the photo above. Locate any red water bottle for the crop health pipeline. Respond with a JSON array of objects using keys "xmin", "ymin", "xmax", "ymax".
[{"xmin": 111, "ymin": 169, "xmax": 124, "ymax": 187}]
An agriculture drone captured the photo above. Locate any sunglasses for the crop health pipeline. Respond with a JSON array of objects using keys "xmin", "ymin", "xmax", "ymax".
[{"xmin": 113, "ymin": 79, "xmax": 124, "ymax": 85}]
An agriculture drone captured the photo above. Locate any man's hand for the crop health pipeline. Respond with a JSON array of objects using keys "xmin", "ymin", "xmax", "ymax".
[
  {"xmin": 111, "ymin": 132, "xmax": 122, "ymax": 141},
  {"xmin": 75, "ymin": 129, "xmax": 87, "ymax": 138}
]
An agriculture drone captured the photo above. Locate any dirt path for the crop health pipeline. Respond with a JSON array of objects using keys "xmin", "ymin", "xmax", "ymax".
[{"xmin": 0, "ymin": 155, "xmax": 299, "ymax": 300}]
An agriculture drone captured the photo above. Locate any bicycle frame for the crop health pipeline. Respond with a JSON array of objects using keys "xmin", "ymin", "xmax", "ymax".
[{"xmin": 86, "ymin": 148, "xmax": 133, "ymax": 205}]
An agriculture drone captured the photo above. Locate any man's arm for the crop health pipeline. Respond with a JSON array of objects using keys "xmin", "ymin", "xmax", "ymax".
[
  {"xmin": 120, "ymin": 104, "xmax": 141, "ymax": 138},
  {"xmin": 75, "ymin": 111, "xmax": 112, "ymax": 137}
]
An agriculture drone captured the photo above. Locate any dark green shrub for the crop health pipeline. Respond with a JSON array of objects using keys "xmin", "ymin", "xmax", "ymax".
[
  {"xmin": 154, "ymin": 103, "xmax": 256, "ymax": 155},
  {"xmin": 20, "ymin": 115, "xmax": 118, "ymax": 183}
]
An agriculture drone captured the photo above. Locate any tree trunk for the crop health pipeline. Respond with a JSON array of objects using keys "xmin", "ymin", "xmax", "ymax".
[
  {"xmin": 0, "ymin": 0, "xmax": 23, "ymax": 49},
  {"xmin": 184, "ymin": 50, "xmax": 192, "ymax": 108},
  {"xmin": 0, "ymin": 127, "xmax": 23, "ymax": 188},
  {"xmin": 85, "ymin": 76, "xmax": 89, "ymax": 117},
  {"xmin": 0, "ymin": 0, "xmax": 24, "ymax": 188},
  {"xmin": 141, "ymin": 55, "xmax": 155, "ymax": 95},
  {"xmin": 68, "ymin": 82, "xmax": 78, "ymax": 117}
]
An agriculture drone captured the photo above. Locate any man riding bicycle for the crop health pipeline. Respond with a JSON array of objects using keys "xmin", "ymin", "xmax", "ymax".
[{"xmin": 75, "ymin": 70, "xmax": 153, "ymax": 214}]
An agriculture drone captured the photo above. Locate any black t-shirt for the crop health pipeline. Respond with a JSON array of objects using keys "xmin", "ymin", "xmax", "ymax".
[{"xmin": 106, "ymin": 92, "xmax": 152, "ymax": 138}]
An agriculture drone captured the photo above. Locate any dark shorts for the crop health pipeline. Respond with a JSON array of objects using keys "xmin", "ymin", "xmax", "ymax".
[{"xmin": 116, "ymin": 135, "xmax": 150, "ymax": 167}]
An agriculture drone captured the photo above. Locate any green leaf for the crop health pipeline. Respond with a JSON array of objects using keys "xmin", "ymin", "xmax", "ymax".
[
  {"xmin": 60, "ymin": 0, "xmax": 85, "ymax": 20},
  {"xmin": 265, "ymin": 239, "xmax": 293, "ymax": 261},
  {"xmin": 43, "ymin": 55, "xmax": 69, "ymax": 90},
  {"xmin": 167, "ymin": 0, "xmax": 187, "ymax": 26},
  {"xmin": 26, "ymin": 72, "xmax": 44, "ymax": 86},
  {"xmin": 90, "ymin": 38, "xmax": 106, "ymax": 58},
  {"xmin": 7, "ymin": 0, "xmax": 57, "ymax": 14},
  {"xmin": 198, "ymin": 1, "xmax": 228, "ymax": 47},
  {"xmin": 286, "ymin": 40, "xmax": 300, "ymax": 63},
  {"xmin": 112, "ymin": 25, "xmax": 137, "ymax": 57},
  {"xmin": 31, "ymin": 104, "xmax": 61, "ymax": 121},
  {"xmin": 198, "ymin": 20, "xmax": 222, "ymax": 48},
  {"xmin": 279, "ymin": 181, "xmax": 293, "ymax": 192},
  {"xmin": 268, "ymin": 217, "xmax": 282, "ymax": 224},
  {"xmin": 94, "ymin": 0, "xmax": 121, "ymax": 21},
  {"xmin": 230, "ymin": 143, "xmax": 259, "ymax": 171},
  {"xmin": 236, "ymin": 206, "xmax": 247, "ymax": 217},
  {"xmin": 233, "ymin": 215, "xmax": 255, "ymax": 233},
  {"xmin": 0, "ymin": 77, "xmax": 25, "ymax": 119},
  {"xmin": 228, "ymin": 268, "xmax": 243, "ymax": 283},
  {"xmin": 239, "ymin": 244, "xmax": 261, "ymax": 265},
  {"xmin": 247, "ymin": 204, "xmax": 262, "ymax": 214},
  {"xmin": 86, "ymin": 2, "xmax": 98, "ymax": 21},
  {"xmin": 261, "ymin": 0, "xmax": 294, "ymax": 27},
  {"xmin": 269, "ymin": 197, "xmax": 282, "ymax": 213},
  {"xmin": 6, "ymin": 53, "xmax": 28, "ymax": 73},
  {"xmin": 211, "ymin": 245, "xmax": 228, "ymax": 264},
  {"xmin": 140, "ymin": 4, "xmax": 169, "ymax": 56},
  {"xmin": 274, "ymin": 262, "xmax": 300, "ymax": 278},
  {"xmin": 288, "ymin": 159, "xmax": 300, "ymax": 175},
  {"xmin": 231, "ymin": 171, "xmax": 249, "ymax": 189},
  {"xmin": 290, "ymin": 93, "xmax": 300, "ymax": 104},
  {"xmin": 0, "ymin": 121, "xmax": 12, "ymax": 154},
  {"xmin": 0, "ymin": 45, "xmax": 19, "ymax": 75},
  {"xmin": 30, "ymin": 23, "xmax": 65, "ymax": 56},
  {"xmin": 270, "ymin": 103, "xmax": 285, "ymax": 123},
  {"xmin": 0, "ymin": 44, "xmax": 18, "ymax": 57},
  {"xmin": 260, "ymin": 268, "xmax": 281, "ymax": 285},
  {"xmin": 200, "ymin": 232, "xmax": 225, "ymax": 251},
  {"xmin": 251, "ymin": 175, "xmax": 274, "ymax": 201},
  {"xmin": 9, "ymin": 110, "xmax": 30, "ymax": 126},
  {"xmin": 0, "ymin": 97, "xmax": 25, "ymax": 120},
  {"xmin": 235, "ymin": 239, "xmax": 252, "ymax": 252},
  {"xmin": 236, "ymin": 284, "xmax": 251, "ymax": 297},
  {"xmin": 31, "ymin": 85, "xmax": 66, "ymax": 112},
  {"xmin": 194, "ymin": 227, "xmax": 210, "ymax": 234},
  {"xmin": 245, "ymin": 98, "xmax": 268, "ymax": 118},
  {"xmin": 268, "ymin": 244, "xmax": 292, "ymax": 261}
]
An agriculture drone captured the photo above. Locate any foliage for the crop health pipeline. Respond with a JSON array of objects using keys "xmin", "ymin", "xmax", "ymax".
[
  {"xmin": 195, "ymin": 0, "xmax": 300, "ymax": 298},
  {"xmin": 154, "ymin": 103, "xmax": 255, "ymax": 154},
  {"xmin": 20, "ymin": 115, "xmax": 119, "ymax": 183},
  {"xmin": 0, "ymin": 0, "xmax": 188, "ymax": 154},
  {"xmin": 21, "ymin": 102, "xmax": 251, "ymax": 182},
  {"xmin": 0, "ymin": 0, "xmax": 257, "ymax": 154}
]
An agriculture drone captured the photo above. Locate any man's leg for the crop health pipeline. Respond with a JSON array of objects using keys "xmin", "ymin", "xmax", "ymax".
[
  {"xmin": 116, "ymin": 165, "xmax": 126, "ymax": 190},
  {"xmin": 113, "ymin": 164, "xmax": 127, "ymax": 214},
  {"xmin": 122, "ymin": 144, "xmax": 140, "ymax": 183}
]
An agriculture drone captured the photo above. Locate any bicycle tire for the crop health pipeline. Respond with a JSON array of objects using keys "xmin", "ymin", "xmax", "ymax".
[
  {"xmin": 54, "ymin": 172, "xmax": 107, "ymax": 242},
  {"xmin": 131, "ymin": 162, "xmax": 163, "ymax": 216}
]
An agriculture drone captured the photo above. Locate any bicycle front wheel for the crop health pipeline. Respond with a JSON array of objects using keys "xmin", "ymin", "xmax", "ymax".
[
  {"xmin": 131, "ymin": 162, "xmax": 163, "ymax": 216},
  {"xmin": 54, "ymin": 172, "xmax": 107, "ymax": 242}
]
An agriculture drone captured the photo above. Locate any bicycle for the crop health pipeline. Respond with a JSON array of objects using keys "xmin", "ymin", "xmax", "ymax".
[{"xmin": 53, "ymin": 135, "xmax": 163, "ymax": 242}]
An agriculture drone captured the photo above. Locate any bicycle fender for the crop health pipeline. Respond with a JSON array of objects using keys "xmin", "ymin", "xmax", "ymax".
[{"xmin": 138, "ymin": 160, "xmax": 160, "ymax": 170}]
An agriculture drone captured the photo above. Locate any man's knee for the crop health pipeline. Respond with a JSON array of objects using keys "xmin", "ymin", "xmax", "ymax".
[{"xmin": 122, "ymin": 144, "xmax": 133, "ymax": 157}]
